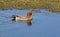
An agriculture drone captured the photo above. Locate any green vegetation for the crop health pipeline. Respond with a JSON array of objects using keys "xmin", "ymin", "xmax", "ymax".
[{"xmin": 0, "ymin": 0, "xmax": 60, "ymax": 12}]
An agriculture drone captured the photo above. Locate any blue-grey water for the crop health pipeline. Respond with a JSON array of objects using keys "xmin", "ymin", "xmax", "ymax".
[{"xmin": 0, "ymin": 9, "xmax": 60, "ymax": 37}]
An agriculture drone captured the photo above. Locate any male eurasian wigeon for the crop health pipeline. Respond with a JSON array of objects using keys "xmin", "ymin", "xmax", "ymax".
[{"xmin": 12, "ymin": 12, "xmax": 32, "ymax": 21}]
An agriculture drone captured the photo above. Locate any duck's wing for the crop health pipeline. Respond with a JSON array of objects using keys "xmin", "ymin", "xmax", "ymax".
[
  {"xmin": 18, "ymin": 15, "xmax": 26, "ymax": 18},
  {"xmin": 12, "ymin": 15, "xmax": 27, "ymax": 19}
]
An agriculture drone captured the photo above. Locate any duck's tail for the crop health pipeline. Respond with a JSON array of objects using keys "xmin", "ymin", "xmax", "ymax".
[{"xmin": 12, "ymin": 15, "xmax": 16, "ymax": 21}]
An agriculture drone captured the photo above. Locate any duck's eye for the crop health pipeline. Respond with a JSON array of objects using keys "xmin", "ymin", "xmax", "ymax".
[{"xmin": 29, "ymin": 13, "xmax": 32, "ymax": 15}]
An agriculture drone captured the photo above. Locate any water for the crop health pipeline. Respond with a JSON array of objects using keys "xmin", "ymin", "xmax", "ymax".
[{"xmin": 0, "ymin": 9, "xmax": 60, "ymax": 37}]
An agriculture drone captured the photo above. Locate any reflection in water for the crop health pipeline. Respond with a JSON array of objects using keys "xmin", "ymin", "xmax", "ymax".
[
  {"xmin": 27, "ymin": 20, "xmax": 32, "ymax": 26},
  {"xmin": 12, "ymin": 19, "xmax": 32, "ymax": 37}
]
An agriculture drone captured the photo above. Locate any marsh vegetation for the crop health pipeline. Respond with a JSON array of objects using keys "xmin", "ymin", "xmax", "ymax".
[{"xmin": 0, "ymin": 0, "xmax": 60, "ymax": 12}]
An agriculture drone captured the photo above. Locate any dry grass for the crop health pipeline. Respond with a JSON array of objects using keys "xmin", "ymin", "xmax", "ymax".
[{"xmin": 0, "ymin": 0, "xmax": 60, "ymax": 12}]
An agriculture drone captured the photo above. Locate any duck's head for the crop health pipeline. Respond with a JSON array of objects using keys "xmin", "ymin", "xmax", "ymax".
[{"xmin": 27, "ymin": 12, "xmax": 32, "ymax": 17}]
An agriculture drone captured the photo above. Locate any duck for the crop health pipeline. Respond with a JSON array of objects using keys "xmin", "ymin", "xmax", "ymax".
[{"xmin": 12, "ymin": 11, "xmax": 32, "ymax": 21}]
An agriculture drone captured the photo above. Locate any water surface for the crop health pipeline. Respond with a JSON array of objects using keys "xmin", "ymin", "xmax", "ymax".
[{"xmin": 0, "ymin": 9, "xmax": 60, "ymax": 37}]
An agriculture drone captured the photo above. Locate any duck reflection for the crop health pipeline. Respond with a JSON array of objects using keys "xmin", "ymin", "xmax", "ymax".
[{"xmin": 27, "ymin": 20, "xmax": 32, "ymax": 26}]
